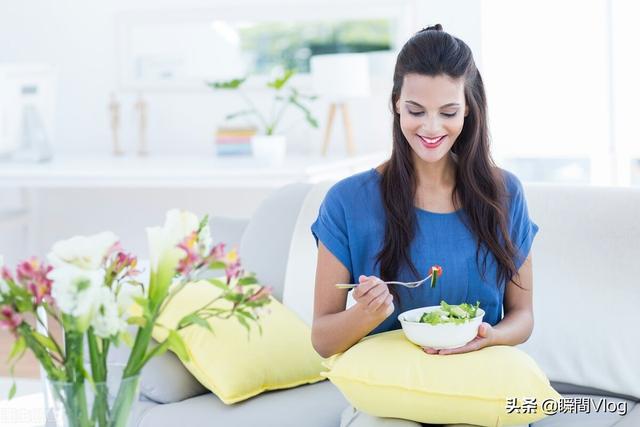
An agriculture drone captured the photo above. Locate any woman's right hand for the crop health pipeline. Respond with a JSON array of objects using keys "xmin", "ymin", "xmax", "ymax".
[{"xmin": 352, "ymin": 275, "xmax": 395, "ymax": 319}]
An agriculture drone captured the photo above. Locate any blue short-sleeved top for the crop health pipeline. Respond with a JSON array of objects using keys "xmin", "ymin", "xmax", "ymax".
[{"xmin": 310, "ymin": 168, "xmax": 538, "ymax": 335}]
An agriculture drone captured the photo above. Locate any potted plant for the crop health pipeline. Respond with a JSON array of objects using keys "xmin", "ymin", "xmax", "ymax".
[
  {"xmin": 207, "ymin": 69, "xmax": 318, "ymax": 165},
  {"xmin": 0, "ymin": 210, "xmax": 272, "ymax": 427}
]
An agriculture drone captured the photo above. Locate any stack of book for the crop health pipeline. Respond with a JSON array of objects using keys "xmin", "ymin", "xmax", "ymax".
[{"xmin": 215, "ymin": 126, "xmax": 256, "ymax": 156}]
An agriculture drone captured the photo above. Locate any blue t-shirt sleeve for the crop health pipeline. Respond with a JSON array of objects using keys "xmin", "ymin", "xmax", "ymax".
[
  {"xmin": 505, "ymin": 171, "xmax": 539, "ymax": 270},
  {"xmin": 310, "ymin": 184, "xmax": 353, "ymax": 276}
]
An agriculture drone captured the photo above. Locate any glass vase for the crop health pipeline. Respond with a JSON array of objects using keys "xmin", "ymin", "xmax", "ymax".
[{"xmin": 44, "ymin": 363, "xmax": 141, "ymax": 427}]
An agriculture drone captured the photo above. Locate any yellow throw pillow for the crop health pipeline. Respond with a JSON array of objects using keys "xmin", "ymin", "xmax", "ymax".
[
  {"xmin": 323, "ymin": 330, "xmax": 562, "ymax": 426},
  {"xmin": 151, "ymin": 280, "xmax": 325, "ymax": 404}
]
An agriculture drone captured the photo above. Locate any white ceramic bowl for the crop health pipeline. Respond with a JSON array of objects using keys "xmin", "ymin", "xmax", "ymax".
[{"xmin": 398, "ymin": 305, "xmax": 485, "ymax": 350}]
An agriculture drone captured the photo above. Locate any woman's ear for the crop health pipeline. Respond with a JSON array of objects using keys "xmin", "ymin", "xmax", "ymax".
[{"xmin": 464, "ymin": 104, "xmax": 469, "ymax": 117}]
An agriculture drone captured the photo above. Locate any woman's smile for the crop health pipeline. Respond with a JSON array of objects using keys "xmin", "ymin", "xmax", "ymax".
[{"xmin": 418, "ymin": 134, "xmax": 446, "ymax": 149}]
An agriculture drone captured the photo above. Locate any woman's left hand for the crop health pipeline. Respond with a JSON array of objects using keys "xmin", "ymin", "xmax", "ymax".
[{"xmin": 422, "ymin": 322, "xmax": 495, "ymax": 355}]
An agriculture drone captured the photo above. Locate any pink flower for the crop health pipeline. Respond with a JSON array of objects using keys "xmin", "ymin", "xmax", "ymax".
[
  {"xmin": 0, "ymin": 305, "xmax": 22, "ymax": 335},
  {"xmin": 103, "ymin": 241, "xmax": 124, "ymax": 264},
  {"xmin": 1, "ymin": 266, "xmax": 14, "ymax": 283},
  {"xmin": 16, "ymin": 258, "xmax": 53, "ymax": 305},
  {"xmin": 225, "ymin": 261, "xmax": 242, "ymax": 284},
  {"xmin": 115, "ymin": 252, "xmax": 138, "ymax": 275},
  {"xmin": 202, "ymin": 242, "xmax": 226, "ymax": 267},
  {"xmin": 104, "ymin": 251, "xmax": 140, "ymax": 283},
  {"xmin": 210, "ymin": 243, "xmax": 225, "ymax": 260},
  {"xmin": 248, "ymin": 286, "xmax": 273, "ymax": 302},
  {"xmin": 177, "ymin": 232, "xmax": 202, "ymax": 275}
]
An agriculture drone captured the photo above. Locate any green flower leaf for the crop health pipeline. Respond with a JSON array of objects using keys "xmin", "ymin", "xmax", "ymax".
[
  {"xmin": 167, "ymin": 330, "xmax": 190, "ymax": 362},
  {"xmin": 178, "ymin": 313, "xmax": 213, "ymax": 333},
  {"xmin": 235, "ymin": 314, "xmax": 251, "ymax": 336},
  {"xmin": 7, "ymin": 335, "xmax": 26, "ymax": 362},
  {"xmin": 127, "ymin": 316, "xmax": 147, "ymax": 327},
  {"xmin": 197, "ymin": 215, "xmax": 209, "ymax": 233},
  {"xmin": 237, "ymin": 276, "xmax": 258, "ymax": 286},
  {"xmin": 236, "ymin": 309, "xmax": 256, "ymax": 321},
  {"xmin": 206, "ymin": 278, "xmax": 229, "ymax": 292},
  {"xmin": 32, "ymin": 332, "xmax": 58, "ymax": 354},
  {"xmin": 208, "ymin": 261, "xmax": 227, "ymax": 270},
  {"xmin": 8, "ymin": 381, "xmax": 16, "ymax": 400}
]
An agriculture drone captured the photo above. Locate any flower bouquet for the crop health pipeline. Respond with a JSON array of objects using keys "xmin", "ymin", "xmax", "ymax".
[{"xmin": 0, "ymin": 209, "xmax": 272, "ymax": 427}]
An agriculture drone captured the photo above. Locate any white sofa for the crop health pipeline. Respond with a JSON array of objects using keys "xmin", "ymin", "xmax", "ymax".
[{"xmin": 115, "ymin": 181, "xmax": 639, "ymax": 427}]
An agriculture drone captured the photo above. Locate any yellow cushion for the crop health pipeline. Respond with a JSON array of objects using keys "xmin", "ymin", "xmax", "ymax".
[
  {"xmin": 151, "ymin": 280, "xmax": 325, "ymax": 404},
  {"xmin": 323, "ymin": 330, "xmax": 562, "ymax": 426}
]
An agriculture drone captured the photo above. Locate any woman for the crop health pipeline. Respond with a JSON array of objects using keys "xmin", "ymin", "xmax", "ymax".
[{"xmin": 310, "ymin": 24, "xmax": 538, "ymax": 427}]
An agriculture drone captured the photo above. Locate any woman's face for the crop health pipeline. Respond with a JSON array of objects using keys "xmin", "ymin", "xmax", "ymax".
[{"xmin": 395, "ymin": 73, "xmax": 469, "ymax": 164}]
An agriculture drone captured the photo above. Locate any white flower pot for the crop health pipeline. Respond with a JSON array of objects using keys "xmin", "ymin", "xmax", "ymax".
[{"xmin": 251, "ymin": 135, "xmax": 286, "ymax": 166}]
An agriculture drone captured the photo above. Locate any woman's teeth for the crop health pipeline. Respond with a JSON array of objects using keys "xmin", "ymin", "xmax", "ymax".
[{"xmin": 419, "ymin": 135, "xmax": 445, "ymax": 144}]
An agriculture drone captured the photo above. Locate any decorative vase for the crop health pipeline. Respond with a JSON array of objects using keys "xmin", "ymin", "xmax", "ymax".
[
  {"xmin": 44, "ymin": 363, "xmax": 141, "ymax": 427},
  {"xmin": 251, "ymin": 134, "xmax": 286, "ymax": 166}
]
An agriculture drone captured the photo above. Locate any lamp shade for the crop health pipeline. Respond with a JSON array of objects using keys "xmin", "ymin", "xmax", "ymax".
[{"xmin": 310, "ymin": 53, "xmax": 371, "ymax": 102}]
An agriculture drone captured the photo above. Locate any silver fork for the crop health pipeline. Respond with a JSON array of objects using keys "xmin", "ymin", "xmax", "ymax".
[{"xmin": 335, "ymin": 273, "xmax": 434, "ymax": 290}]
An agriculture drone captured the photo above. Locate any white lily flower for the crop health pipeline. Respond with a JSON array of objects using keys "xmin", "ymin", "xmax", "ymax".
[
  {"xmin": 145, "ymin": 209, "xmax": 200, "ymax": 306},
  {"xmin": 91, "ymin": 287, "xmax": 126, "ymax": 338},
  {"xmin": 146, "ymin": 209, "xmax": 199, "ymax": 272},
  {"xmin": 49, "ymin": 231, "xmax": 119, "ymax": 270},
  {"xmin": 49, "ymin": 264, "xmax": 102, "ymax": 318}
]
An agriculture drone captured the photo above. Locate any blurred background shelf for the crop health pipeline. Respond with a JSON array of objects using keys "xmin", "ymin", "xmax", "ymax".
[{"xmin": 0, "ymin": 150, "xmax": 390, "ymax": 189}]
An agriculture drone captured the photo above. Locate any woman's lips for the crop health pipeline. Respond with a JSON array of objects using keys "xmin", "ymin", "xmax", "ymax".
[{"xmin": 418, "ymin": 134, "xmax": 446, "ymax": 149}]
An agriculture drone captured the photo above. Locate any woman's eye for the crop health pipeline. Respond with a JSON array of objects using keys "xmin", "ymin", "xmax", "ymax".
[{"xmin": 408, "ymin": 111, "xmax": 457, "ymax": 117}]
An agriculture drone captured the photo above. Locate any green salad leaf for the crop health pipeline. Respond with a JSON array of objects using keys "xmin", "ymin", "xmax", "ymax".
[{"xmin": 418, "ymin": 300, "xmax": 480, "ymax": 325}]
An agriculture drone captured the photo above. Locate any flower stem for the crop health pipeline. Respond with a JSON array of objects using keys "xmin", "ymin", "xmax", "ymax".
[{"xmin": 87, "ymin": 328, "xmax": 108, "ymax": 427}]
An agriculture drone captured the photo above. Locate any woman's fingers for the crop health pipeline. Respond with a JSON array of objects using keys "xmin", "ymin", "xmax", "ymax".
[
  {"xmin": 352, "ymin": 275, "xmax": 394, "ymax": 317},
  {"xmin": 353, "ymin": 276, "xmax": 383, "ymax": 299},
  {"xmin": 368, "ymin": 288, "xmax": 391, "ymax": 311},
  {"xmin": 422, "ymin": 346, "xmax": 439, "ymax": 354}
]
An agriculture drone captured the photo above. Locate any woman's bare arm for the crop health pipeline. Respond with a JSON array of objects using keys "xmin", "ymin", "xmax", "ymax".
[
  {"xmin": 311, "ymin": 242, "xmax": 394, "ymax": 358},
  {"xmin": 491, "ymin": 253, "xmax": 535, "ymax": 345}
]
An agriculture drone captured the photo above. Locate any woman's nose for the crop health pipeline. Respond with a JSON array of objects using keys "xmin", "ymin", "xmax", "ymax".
[{"xmin": 420, "ymin": 117, "xmax": 443, "ymax": 135}]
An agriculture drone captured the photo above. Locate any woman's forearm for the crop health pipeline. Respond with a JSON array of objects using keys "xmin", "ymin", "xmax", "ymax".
[
  {"xmin": 312, "ymin": 304, "xmax": 389, "ymax": 358},
  {"xmin": 492, "ymin": 309, "xmax": 534, "ymax": 346}
]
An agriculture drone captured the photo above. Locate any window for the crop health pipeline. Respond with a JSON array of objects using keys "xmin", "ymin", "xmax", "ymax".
[
  {"xmin": 481, "ymin": 0, "xmax": 614, "ymax": 185},
  {"xmin": 611, "ymin": 0, "xmax": 640, "ymax": 186},
  {"xmin": 239, "ymin": 19, "xmax": 392, "ymax": 74},
  {"xmin": 116, "ymin": 2, "xmax": 410, "ymax": 90}
]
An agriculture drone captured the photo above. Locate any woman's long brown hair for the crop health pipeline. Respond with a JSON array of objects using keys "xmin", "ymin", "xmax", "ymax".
[{"xmin": 376, "ymin": 24, "xmax": 522, "ymax": 301}]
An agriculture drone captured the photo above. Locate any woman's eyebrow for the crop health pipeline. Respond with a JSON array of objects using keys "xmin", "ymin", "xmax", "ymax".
[{"xmin": 405, "ymin": 100, "xmax": 460, "ymax": 108}]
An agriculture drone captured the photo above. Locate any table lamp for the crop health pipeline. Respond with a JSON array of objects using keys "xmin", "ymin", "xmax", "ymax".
[{"xmin": 310, "ymin": 53, "xmax": 371, "ymax": 156}]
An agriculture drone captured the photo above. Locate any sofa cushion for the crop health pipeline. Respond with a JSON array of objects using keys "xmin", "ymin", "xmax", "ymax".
[
  {"xmin": 151, "ymin": 280, "xmax": 325, "ymax": 404},
  {"xmin": 324, "ymin": 329, "xmax": 562, "ymax": 426},
  {"xmin": 517, "ymin": 185, "xmax": 640, "ymax": 399},
  {"xmin": 134, "ymin": 380, "xmax": 348, "ymax": 427}
]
